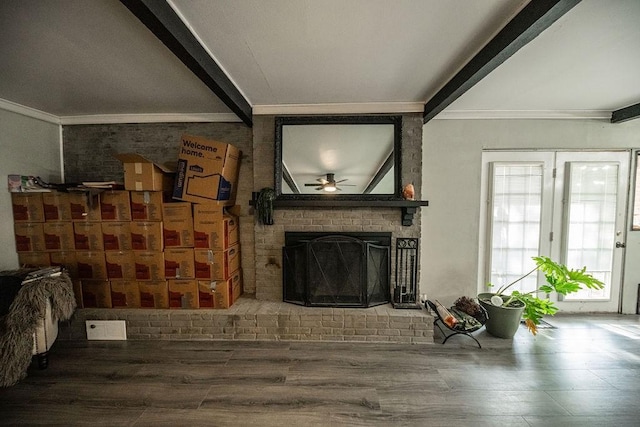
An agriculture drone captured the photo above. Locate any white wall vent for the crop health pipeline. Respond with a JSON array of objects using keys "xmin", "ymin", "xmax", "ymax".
[{"xmin": 85, "ymin": 320, "xmax": 127, "ymax": 340}]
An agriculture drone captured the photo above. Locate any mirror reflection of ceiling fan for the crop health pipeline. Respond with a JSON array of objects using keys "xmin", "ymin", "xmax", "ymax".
[{"xmin": 304, "ymin": 173, "xmax": 356, "ymax": 192}]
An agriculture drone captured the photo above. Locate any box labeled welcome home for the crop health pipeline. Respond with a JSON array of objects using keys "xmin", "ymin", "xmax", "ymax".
[{"xmin": 172, "ymin": 134, "xmax": 241, "ymax": 205}]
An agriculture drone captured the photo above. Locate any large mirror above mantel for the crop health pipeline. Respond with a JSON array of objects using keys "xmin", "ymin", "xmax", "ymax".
[{"xmin": 274, "ymin": 115, "xmax": 402, "ymax": 200}]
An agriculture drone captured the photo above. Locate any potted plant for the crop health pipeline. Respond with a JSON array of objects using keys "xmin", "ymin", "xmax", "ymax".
[{"xmin": 478, "ymin": 256, "xmax": 605, "ymax": 338}]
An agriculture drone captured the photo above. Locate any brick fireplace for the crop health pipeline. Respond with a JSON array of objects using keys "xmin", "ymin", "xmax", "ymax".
[{"xmin": 58, "ymin": 113, "xmax": 432, "ymax": 343}]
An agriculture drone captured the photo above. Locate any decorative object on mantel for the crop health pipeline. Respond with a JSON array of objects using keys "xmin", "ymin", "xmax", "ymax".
[
  {"xmin": 256, "ymin": 187, "xmax": 276, "ymax": 225},
  {"xmin": 392, "ymin": 238, "xmax": 421, "ymax": 309},
  {"xmin": 402, "ymin": 183, "xmax": 415, "ymax": 200}
]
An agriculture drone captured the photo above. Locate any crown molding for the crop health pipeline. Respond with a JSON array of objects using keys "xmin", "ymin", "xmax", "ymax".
[
  {"xmin": 0, "ymin": 98, "xmax": 60, "ymax": 124},
  {"xmin": 59, "ymin": 113, "xmax": 242, "ymax": 125},
  {"xmin": 435, "ymin": 110, "xmax": 611, "ymax": 120},
  {"xmin": 253, "ymin": 102, "xmax": 425, "ymax": 116}
]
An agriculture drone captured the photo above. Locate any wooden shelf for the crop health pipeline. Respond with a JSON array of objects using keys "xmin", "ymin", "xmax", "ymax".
[{"xmin": 250, "ymin": 196, "xmax": 428, "ymax": 226}]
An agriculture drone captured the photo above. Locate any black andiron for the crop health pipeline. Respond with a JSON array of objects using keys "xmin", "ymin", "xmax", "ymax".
[{"xmin": 392, "ymin": 238, "xmax": 421, "ymax": 309}]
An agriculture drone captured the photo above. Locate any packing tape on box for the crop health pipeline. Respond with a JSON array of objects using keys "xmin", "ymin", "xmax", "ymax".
[{"xmin": 135, "ymin": 162, "xmax": 143, "ymax": 174}]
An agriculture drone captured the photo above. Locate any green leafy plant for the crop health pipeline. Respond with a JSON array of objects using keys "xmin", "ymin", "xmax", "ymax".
[{"xmin": 487, "ymin": 256, "xmax": 605, "ymax": 335}]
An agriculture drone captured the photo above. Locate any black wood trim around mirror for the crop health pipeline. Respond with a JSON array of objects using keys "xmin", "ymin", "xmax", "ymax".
[{"xmin": 274, "ymin": 115, "xmax": 403, "ymax": 201}]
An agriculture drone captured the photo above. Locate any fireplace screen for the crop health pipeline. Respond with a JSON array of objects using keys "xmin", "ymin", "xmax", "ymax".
[{"xmin": 283, "ymin": 232, "xmax": 390, "ymax": 308}]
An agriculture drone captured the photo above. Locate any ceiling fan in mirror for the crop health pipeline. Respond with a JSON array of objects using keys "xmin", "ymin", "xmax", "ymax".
[{"xmin": 304, "ymin": 173, "xmax": 355, "ymax": 192}]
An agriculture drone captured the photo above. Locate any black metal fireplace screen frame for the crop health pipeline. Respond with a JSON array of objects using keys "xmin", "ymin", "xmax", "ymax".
[{"xmin": 283, "ymin": 232, "xmax": 391, "ymax": 308}]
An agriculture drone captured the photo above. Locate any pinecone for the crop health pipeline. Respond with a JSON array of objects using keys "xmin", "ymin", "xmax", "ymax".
[{"xmin": 454, "ymin": 296, "xmax": 482, "ymax": 317}]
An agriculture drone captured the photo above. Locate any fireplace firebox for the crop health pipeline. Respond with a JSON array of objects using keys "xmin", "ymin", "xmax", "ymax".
[{"xmin": 283, "ymin": 232, "xmax": 391, "ymax": 308}]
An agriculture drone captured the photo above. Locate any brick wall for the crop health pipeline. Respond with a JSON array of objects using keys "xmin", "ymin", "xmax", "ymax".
[{"xmin": 62, "ymin": 114, "xmax": 424, "ymax": 302}]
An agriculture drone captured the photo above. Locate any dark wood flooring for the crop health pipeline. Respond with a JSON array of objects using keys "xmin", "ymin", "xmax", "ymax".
[{"xmin": 1, "ymin": 313, "xmax": 639, "ymax": 426}]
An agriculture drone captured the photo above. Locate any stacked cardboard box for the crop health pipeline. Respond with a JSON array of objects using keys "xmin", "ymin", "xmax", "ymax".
[{"xmin": 10, "ymin": 135, "xmax": 243, "ymax": 310}]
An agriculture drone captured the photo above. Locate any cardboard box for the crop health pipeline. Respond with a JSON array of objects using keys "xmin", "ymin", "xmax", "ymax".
[
  {"xmin": 115, "ymin": 153, "xmax": 174, "ymax": 192},
  {"xmin": 75, "ymin": 251, "xmax": 107, "ymax": 280},
  {"xmin": 11, "ymin": 193, "xmax": 45, "ymax": 222},
  {"xmin": 230, "ymin": 269, "xmax": 243, "ymax": 303},
  {"xmin": 110, "ymin": 280, "xmax": 141, "ymax": 308},
  {"xmin": 130, "ymin": 191, "xmax": 164, "ymax": 221},
  {"xmin": 193, "ymin": 204, "xmax": 239, "ymax": 249},
  {"xmin": 81, "ymin": 280, "xmax": 112, "ymax": 308},
  {"xmin": 134, "ymin": 251, "xmax": 165, "ymax": 281},
  {"xmin": 74, "ymin": 222, "xmax": 104, "ymax": 251},
  {"xmin": 168, "ymin": 279, "xmax": 199, "ymax": 309},
  {"xmin": 130, "ymin": 221, "xmax": 163, "ymax": 251},
  {"xmin": 102, "ymin": 222, "xmax": 132, "ymax": 251},
  {"xmin": 138, "ymin": 280, "xmax": 169, "ymax": 308},
  {"xmin": 100, "ymin": 190, "xmax": 132, "ymax": 221},
  {"xmin": 18, "ymin": 252, "xmax": 50, "ymax": 268},
  {"xmin": 42, "ymin": 192, "xmax": 71, "ymax": 221},
  {"xmin": 68, "ymin": 192, "xmax": 101, "ymax": 222},
  {"xmin": 162, "ymin": 202, "xmax": 194, "ymax": 248},
  {"xmin": 43, "ymin": 222, "xmax": 75, "ymax": 251},
  {"xmin": 172, "ymin": 134, "xmax": 241, "ymax": 205},
  {"xmin": 105, "ymin": 251, "xmax": 136, "ymax": 280},
  {"xmin": 197, "ymin": 279, "xmax": 228, "ymax": 309},
  {"xmin": 193, "ymin": 244, "xmax": 240, "ymax": 280},
  {"xmin": 14, "ymin": 222, "xmax": 46, "ymax": 252},
  {"xmin": 164, "ymin": 248, "xmax": 195, "ymax": 279},
  {"xmin": 49, "ymin": 251, "xmax": 78, "ymax": 278}
]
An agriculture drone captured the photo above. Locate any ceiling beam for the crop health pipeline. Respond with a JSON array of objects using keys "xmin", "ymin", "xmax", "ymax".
[
  {"xmin": 611, "ymin": 102, "xmax": 640, "ymax": 124},
  {"xmin": 120, "ymin": 0, "xmax": 253, "ymax": 127},
  {"xmin": 363, "ymin": 152, "xmax": 394, "ymax": 195},
  {"xmin": 423, "ymin": 0, "xmax": 581, "ymax": 123}
]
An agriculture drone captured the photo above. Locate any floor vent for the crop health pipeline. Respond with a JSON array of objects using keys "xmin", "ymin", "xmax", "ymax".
[{"xmin": 85, "ymin": 320, "xmax": 127, "ymax": 340}]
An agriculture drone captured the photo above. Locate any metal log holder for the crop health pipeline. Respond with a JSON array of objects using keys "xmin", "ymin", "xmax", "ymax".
[{"xmin": 392, "ymin": 238, "xmax": 421, "ymax": 309}]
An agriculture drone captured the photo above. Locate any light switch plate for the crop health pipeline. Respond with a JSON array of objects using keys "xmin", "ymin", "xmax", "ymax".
[{"xmin": 85, "ymin": 320, "xmax": 127, "ymax": 340}]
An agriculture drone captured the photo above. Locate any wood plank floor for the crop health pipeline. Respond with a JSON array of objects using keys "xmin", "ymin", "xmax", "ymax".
[{"xmin": 1, "ymin": 313, "xmax": 639, "ymax": 426}]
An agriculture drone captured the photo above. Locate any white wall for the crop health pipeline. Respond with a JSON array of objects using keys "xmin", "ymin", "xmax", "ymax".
[
  {"xmin": 0, "ymin": 108, "xmax": 61, "ymax": 271},
  {"xmin": 421, "ymin": 118, "xmax": 640, "ymax": 314}
]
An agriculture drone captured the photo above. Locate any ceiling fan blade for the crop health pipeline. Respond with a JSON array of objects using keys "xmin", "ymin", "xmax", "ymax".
[
  {"xmin": 304, "ymin": 183, "xmax": 320, "ymax": 186},
  {"xmin": 335, "ymin": 179, "xmax": 348, "ymax": 183}
]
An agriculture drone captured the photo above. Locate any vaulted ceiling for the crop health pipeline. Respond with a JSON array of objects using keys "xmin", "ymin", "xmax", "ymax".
[{"xmin": 1, "ymin": 0, "xmax": 639, "ymax": 125}]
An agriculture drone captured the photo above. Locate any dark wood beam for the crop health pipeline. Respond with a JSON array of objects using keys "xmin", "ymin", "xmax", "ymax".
[
  {"xmin": 120, "ymin": 0, "xmax": 252, "ymax": 127},
  {"xmin": 423, "ymin": 0, "xmax": 581, "ymax": 123},
  {"xmin": 281, "ymin": 163, "xmax": 300, "ymax": 194},
  {"xmin": 363, "ymin": 152, "xmax": 394, "ymax": 194},
  {"xmin": 611, "ymin": 103, "xmax": 640, "ymax": 123}
]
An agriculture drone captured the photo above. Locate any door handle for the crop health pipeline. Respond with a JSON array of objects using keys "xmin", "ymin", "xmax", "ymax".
[{"xmin": 615, "ymin": 241, "xmax": 626, "ymax": 248}]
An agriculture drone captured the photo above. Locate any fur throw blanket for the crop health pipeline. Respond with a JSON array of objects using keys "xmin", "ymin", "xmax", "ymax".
[{"xmin": 0, "ymin": 271, "xmax": 76, "ymax": 387}]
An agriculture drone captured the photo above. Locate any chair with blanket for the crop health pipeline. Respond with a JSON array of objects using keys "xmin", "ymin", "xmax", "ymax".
[{"xmin": 0, "ymin": 267, "xmax": 76, "ymax": 387}]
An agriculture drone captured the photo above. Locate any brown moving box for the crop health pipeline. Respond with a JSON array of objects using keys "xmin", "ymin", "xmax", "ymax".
[
  {"xmin": 134, "ymin": 251, "xmax": 165, "ymax": 281},
  {"xmin": 43, "ymin": 222, "xmax": 75, "ymax": 251},
  {"xmin": 11, "ymin": 193, "xmax": 45, "ymax": 222},
  {"xmin": 193, "ymin": 204, "xmax": 239, "ymax": 249},
  {"xmin": 110, "ymin": 280, "xmax": 141, "ymax": 308},
  {"xmin": 130, "ymin": 191, "xmax": 164, "ymax": 221},
  {"xmin": 105, "ymin": 251, "xmax": 136, "ymax": 280},
  {"xmin": 193, "ymin": 244, "xmax": 240, "ymax": 281},
  {"xmin": 230, "ymin": 269, "xmax": 243, "ymax": 303},
  {"xmin": 81, "ymin": 280, "xmax": 112, "ymax": 308},
  {"xmin": 164, "ymin": 248, "xmax": 195, "ymax": 279},
  {"xmin": 68, "ymin": 192, "xmax": 101, "ymax": 222},
  {"xmin": 18, "ymin": 252, "xmax": 50, "ymax": 268},
  {"xmin": 42, "ymin": 192, "xmax": 71, "ymax": 221},
  {"xmin": 14, "ymin": 222, "xmax": 46, "ymax": 252},
  {"xmin": 74, "ymin": 222, "xmax": 104, "ymax": 251},
  {"xmin": 172, "ymin": 134, "xmax": 241, "ymax": 205},
  {"xmin": 115, "ymin": 153, "xmax": 174, "ymax": 192},
  {"xmin": 162, "ymin": 202, "xmax": 194, "ymax": 248},
  {"xmin": 138, "ymin": 280, "xmax": 169, "ymax": 308},
  {"xmin": 199, "ymin": 269, "xmax": 243, "ymax": 309},
  {"xmin": 75, "ymin": 251, "xmax": 107, "ymax": 280},
  {"xmin": 168, "ymin": 279, "xmax": 199, "ymax": 309},
  {"xmin": 100, "ymin": 190, "xmax": 132, "ymax": 221},
  {"xmin": 49, "ymin": 251, "xmax": 78, "ymax": 278},
  {"xmin": 130, "ymin": 221, "xmax": 163, "ymax": 251},
  {"xmin": 102, "ymin": 222, "xmax": 132, "ymax": 251}
]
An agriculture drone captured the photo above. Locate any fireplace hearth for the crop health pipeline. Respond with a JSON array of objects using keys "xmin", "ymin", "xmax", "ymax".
[{"xmin": 283, "ymin": 232, "xmax": 391, "ymax": 308}]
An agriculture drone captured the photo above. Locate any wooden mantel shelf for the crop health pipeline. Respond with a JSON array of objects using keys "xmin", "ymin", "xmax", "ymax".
[{"xmin": 250, "ymin": 196, "xmax": 429, "ymax": 226}]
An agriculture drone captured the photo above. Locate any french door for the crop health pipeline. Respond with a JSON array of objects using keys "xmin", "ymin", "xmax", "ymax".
[{"xmin": 480, "ymin": 151, "xmax": 630, "ymax": 312}]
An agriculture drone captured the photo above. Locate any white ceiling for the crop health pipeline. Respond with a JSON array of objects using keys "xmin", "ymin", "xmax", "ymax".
[{"xmin": 1, "ymin": 0, "xmax": 639, "ymax": 123}]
